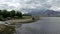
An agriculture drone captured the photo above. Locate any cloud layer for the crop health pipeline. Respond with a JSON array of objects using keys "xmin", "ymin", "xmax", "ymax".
[{"xmin": 0, "ymin": 0, "xmax": 60, "ymax": 11}]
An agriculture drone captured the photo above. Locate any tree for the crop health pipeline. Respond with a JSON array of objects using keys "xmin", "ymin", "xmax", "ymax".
[
  {"xmin": 2, "ymin": 10, "xmax": 8, "ymax": 18},
  {"xmin": 0, "ymin": 10, "xmax": 3, "ymax": 15},
  {"xmin": 10, "ymin": 10, "xmax": 16, "ymax": 17},
  {"xmin": 18, "ymin": 12, "xmax": 22, "ymax": 18},
  {"xmin": 16, "ymin": 11, "xmax": 22, "ymax": 18}
]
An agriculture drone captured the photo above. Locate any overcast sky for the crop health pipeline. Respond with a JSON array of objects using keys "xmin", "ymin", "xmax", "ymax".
[{"xmin": 0, "ymin": 0, "xmax": 60, "ymax": 11}]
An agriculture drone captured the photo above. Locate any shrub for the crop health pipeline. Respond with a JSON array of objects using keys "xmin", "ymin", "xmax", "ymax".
[{"xmin": 0, "ymin": 16, "xmax": 4, "ymax": 21}]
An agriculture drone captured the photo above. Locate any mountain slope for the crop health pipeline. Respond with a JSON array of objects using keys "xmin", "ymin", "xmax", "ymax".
[{"xmin": 28, "ymin": 10, "xmax": 60, "ymax": 17}]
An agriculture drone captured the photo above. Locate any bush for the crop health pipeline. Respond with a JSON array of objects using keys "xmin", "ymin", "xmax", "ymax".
[{"xmin": 0, "ymin": 16, "xmax": 4, "ymax": 21}]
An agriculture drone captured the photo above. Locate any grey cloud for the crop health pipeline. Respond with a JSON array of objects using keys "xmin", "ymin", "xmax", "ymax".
[{"xmin": 0, "ymin": 0, "xmax": 60, "ymax": 11}]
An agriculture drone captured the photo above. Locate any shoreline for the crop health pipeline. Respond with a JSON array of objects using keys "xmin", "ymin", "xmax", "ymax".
[
  {"xmin": 0, "ymin": 16, "xmax": 40, "ymax": 33},
  {"xmin": 4, "ymin": 17, "xmax": 40, "ymax": 25}
]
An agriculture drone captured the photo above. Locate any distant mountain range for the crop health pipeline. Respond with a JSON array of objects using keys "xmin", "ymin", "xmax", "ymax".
[{"xmin": 27, "ymin": 9, "xmax": 60, "ymax": 17}]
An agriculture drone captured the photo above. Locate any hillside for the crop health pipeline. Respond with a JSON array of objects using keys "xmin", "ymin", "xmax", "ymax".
[{"xmin": 28, "ymin": 10, "xmax": 60, "ymax": 17}]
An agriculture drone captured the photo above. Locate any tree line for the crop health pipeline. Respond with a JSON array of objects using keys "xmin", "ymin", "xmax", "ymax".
[{"xmin": 0, "ymin": 10, "xmax": 23, "ymax": 20}]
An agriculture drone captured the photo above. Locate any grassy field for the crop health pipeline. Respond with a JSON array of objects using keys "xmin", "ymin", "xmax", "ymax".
[{"xmin": 23, "ymin": 16, "xmax": 32, "ymax": 19}]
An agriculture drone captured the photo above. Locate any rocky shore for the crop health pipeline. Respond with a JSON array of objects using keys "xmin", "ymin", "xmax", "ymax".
[
  {"xmin": 0, "ymin": 16, "xmax": 40, "ymax": 34},
  {"xmin": 4, "ymin": 16, "xmax": 40, "ymax": 25}
]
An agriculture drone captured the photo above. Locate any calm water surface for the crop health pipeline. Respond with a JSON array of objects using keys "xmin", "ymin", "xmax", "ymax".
[{"xmin": 16, "ymin": 17, "xmax": 60, "ymax": 34}]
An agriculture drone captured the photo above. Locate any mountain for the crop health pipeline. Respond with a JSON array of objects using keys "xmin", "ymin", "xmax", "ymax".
[{"xmin": 28, "ymin": 9, "xmax": 60, "ymax": 17}]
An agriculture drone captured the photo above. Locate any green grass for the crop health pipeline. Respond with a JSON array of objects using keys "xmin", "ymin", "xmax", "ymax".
[{"xmin": 23, "ymin": 16, "xmax": 32, "ymax": 19}]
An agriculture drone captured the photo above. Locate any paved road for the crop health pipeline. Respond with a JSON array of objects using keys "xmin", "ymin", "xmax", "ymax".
[{"xmin": 16, "ymin": 17, "xmax": 60, "ymax": 34}]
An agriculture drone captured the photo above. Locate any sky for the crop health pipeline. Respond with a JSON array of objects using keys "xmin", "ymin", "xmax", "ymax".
[{"xmin": 0, "ymin": 0, "xmax": 60, "ymax": 11}]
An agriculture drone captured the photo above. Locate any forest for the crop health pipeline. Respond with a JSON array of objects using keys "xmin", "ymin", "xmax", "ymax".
[{"xmin": 0, "ymin": 10, "xmax": 31, "ymax": 21}]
